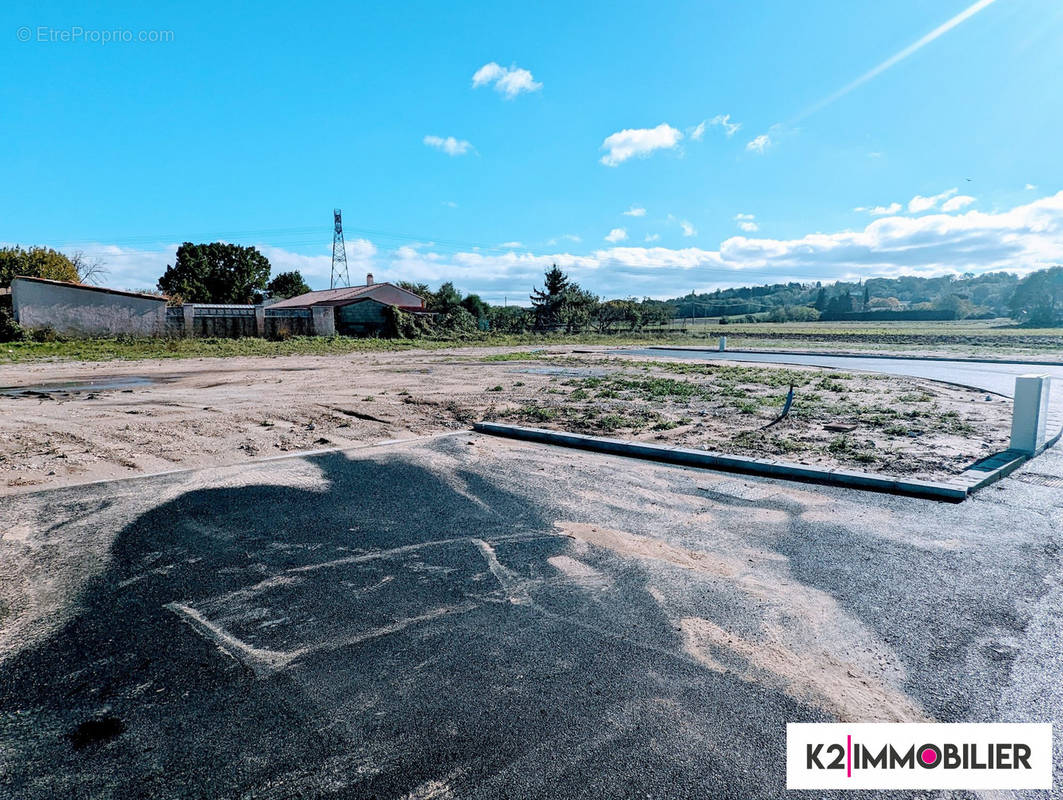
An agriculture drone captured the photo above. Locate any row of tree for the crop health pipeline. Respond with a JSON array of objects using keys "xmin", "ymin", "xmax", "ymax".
[
  {"xmin": 670, "ymin": 271, "xmax": 1025, "ymax": 320},
  {"xmin": 3, "ymin": 242, "xmax": 1062, "ymax": 330}
]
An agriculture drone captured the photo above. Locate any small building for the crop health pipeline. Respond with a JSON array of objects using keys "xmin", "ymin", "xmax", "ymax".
[
  {"xmin": 11, "ymin": 276, "xmax": 168, "ymax": 337},
  {"xmin": 267, "ymin": 274, "xmax": 426, "ymax": 336}
]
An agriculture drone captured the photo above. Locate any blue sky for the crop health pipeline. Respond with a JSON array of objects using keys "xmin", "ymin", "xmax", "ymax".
[{"xmin": 2, "ymin": 0, "xmax": 1063, "ymax": 302}]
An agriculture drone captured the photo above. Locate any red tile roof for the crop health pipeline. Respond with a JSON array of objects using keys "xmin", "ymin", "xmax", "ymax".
[{"xmin": 268, "ymin": 283, "xmax": 422, "ymax": 309}]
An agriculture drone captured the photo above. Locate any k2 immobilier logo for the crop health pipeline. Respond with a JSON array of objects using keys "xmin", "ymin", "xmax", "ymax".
[{"xmin": 787, "ymin": 723, "xmax": 1052, "ymax": 790}]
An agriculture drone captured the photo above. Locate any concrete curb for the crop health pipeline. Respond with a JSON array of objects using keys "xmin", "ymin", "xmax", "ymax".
[
  {"xmin": 643, "ymin": 345, "xmax": 1063, "ymax": 368},
  {"xmin": 473, "ymin": 422, "xmax": 1042, "ymax": 503}
]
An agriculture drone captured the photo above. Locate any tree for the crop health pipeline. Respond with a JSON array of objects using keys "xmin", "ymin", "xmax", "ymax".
[
  {"xmin": 487, "ymin": 305, "xmax": 530, "ymax": 333},
  {"xmin": 428, "ymin": 281, "xmax": 463, "ymax": 315},
  {"xmin": 933, "ymin": 293, "xmax": 974, "ymax": 319},
  {"xmin": 530, "ymin": 264, "xmax": 570, "ymax": 330},
  {"xmin": 1009, "ymin": 267, "xmax": 1063, "ymax": 326},
  {"xmin": 558, "ymin": 287, "xmax": 598, "ymax": 333},
  {"xmin": 862, "ymin": 284, "xmax": 871, "ymax": 309},
  {"xmin": 826, "ymin": 291, "xmax": 856, "ymax": 315},
  {"xmin": 460, "ymin": 293, "xmax": 488, "ymax": 320},
  {"xmin": 596, "ymin": 299, "xmax": 637, "ymax": 333},
  {"xmin": 813, "ymin": 287, "xmax": 828, "ymax": 311},
  {"xmin": 157, "ymin": 242, "xmax": 271, "ymax": 304},
  {"xmin": 266, "ymin": 271, "xmax": 311, "ymax": 299},
  {"xmin": 68, "ymin": 250, "xmax": 108, "ymax": 285},
  {"xmin": 0, "ymin": 246, "xmax": 80, "ymax": 288}
]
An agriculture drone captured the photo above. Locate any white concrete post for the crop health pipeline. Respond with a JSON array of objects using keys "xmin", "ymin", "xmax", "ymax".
[
  {"xmin": 1010, "ymin": 374, "xmax": 1051, "ymax": 455},
  {"xmin": 182, "ymin": 304, "xmax": 195, "ymax": 338},
  {"xmin": 311, "ymin": 306, "xmax": 335, "ymax": 336},
  {"xmin": 718, "ymin": 336, "xmax": 727, "ymax": 352}
]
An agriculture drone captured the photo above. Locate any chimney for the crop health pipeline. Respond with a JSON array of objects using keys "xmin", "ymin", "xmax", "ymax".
[{"xmin": 366, "ymin": 273, "xmax": 374, "ymax": 285}]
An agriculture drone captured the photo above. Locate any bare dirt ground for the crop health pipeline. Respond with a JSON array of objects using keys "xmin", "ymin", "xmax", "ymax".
[{"xmin": 0, "ymin": 346, "xmax": 1011, "ymax": 495}]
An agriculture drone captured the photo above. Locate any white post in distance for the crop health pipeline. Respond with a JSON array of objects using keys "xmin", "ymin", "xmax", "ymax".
[
  {"xmin": 1010, "ymin": 374, "xmax": 1051, "ymax": 455},
  {"xmin": 718, "ymin": 336, "xmax": 727, "ymax": 352}
]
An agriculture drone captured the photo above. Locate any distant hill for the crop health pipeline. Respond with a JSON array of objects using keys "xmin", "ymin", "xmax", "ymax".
[{"xmin": 666, "ymin": 272, "xmax": 1021, "ymax": 321}]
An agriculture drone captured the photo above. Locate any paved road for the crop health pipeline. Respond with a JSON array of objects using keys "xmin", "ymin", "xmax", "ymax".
[{"xmin": 2, "ymin": 435, "xmax": 1062, "ymax": 798}]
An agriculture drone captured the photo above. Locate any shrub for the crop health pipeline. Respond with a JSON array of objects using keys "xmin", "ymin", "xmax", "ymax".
[{"xmin": 0, "ymin": 306, "xmax": 25, "ymax": 342}]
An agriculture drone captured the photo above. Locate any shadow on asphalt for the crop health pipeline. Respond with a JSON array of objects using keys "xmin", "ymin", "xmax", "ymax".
[{"xmin": 0, "ymin": 450, "xmax": 801, "ymax": 799}]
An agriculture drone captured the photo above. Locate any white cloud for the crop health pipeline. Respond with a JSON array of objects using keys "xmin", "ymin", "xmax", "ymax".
[
  {"xmin": 941, "ymin": 195, "xmax": 976, "ymax": 212},
  {"xmin": 379, "ymin": 191, "xmax": 1063, "ymax": 300},
  {"xmin": 500, "ymin": 241, "xmax": 524, "ymax": 249},
  {"xmin": 600, "ymin": 123, "xmax": 683, "ymax": 167},
  {"xmin": 561, "ymin": 233, "xmax": 582, "ymax": 242},
  {"xmin": 623, "ymin": 205, "xmax": 647, "ymax": 217},
  {"xmin": 443, "ymin": 200, "xmax": 458, "ymax": 208},
  {"xmin": 871, "ymin": 203, "xmax": 902, "ymax": 216},
  {"xmin": 746, "ymin": 134, "xmax": 771, "ymax": 154},
  {"xmin": 680, "ymin": 220, "xmax": 697, "ymax": 237},
  {"xmin": 735, "ymin": 213, "xmax": 759, "ymax": 233},
  {"xmin": 645, "ymin": 233, "xmax": 660, "ymax": 242},
  {"xmin": 605, "ymin": 228, "xmax": 628, "ymax": 243},
  {"xmin": 423, "ymin": 135, "xmax": 472, "ymax": 156},
  {"xmin": 709, "ymin": 114, "xmax": 741, "ymax": 137},
  {"xmin": 471, "ymin": 61, "xmax": 541, "ymax": 98},
  {"xmin": 691, "ymin": 115, "xmax": 741, "ymax": 140},
  {"xmin": 58, "ymin": 192, "xmax": 1063, "ymax": 304},
  {"xmin": 1026, "ymin": 183, "xmax": 1037, "ymax": 190},
  {"xmin": 854, "ymin": 202, "xmax": 902, "ymax": 216},
  {"xmin": 908, "ymin": 188, "xmax": 957, "ymax": 213}
]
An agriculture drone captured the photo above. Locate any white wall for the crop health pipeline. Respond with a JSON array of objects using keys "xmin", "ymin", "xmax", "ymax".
[{"xmin": 12, "ymin": 278, "xmax": 167, "ymax": 337}]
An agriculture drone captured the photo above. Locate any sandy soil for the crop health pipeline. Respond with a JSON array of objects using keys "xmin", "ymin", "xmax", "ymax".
[{"xmin": 0, "ymin": 346, "xmax": 1011, "ymax": 495}]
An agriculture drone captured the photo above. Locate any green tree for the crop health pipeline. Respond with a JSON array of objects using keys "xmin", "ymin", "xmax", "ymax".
[
  {"xmin": 933, "ymin": 293, "xmax": 975, "ymax": 319},
  {"xmin": 826, "ymin": 291, "xmax": 855, "ymax": 315},
  {"xmin": 487, "ymin": 305, "xmax": 530, "ymax": 333},
  {"xmin": 1009, "ymin": 267, "xmax": 1063, "ymax": 326},
  {"xmin": 266, "ymin": 270, "xmax": 311, "ymax": 299},
  {"xmin": 596, "ymin": 298, "xmax": 645, "ymax": 332},
  {"xmin": 530, "ymin": 264, "xmax": 571, "ymax": 330},
  {"xmin": 637, "ymin": 299, "xmax": 675, "ymax": 328},
  {"xmin": 429, "ymin": 281, "xmax": 463, "ymax": 315},
  {"xmin": 813, "ymin": 287, "xmax": 829, "ymax": 311},
  {"xmin": 157, "ymin": 242, "xmax": 271, "ymax": 304},
  {"xmin": 460, "ymin": 293, "xmax": 488, "ymax": 320},
  {"xmin": 0, "ymin": 246, "xmax": 80, "ymax": 288},
  {"xmin": 558, "ymin": 287, "xmax": 599, "ymax": 333}
]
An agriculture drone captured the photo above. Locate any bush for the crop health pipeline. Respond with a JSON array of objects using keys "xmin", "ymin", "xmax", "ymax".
[
  {"xmin": 30, "ymin": 326, "xmax": 62, "ymax": 343},
  {"xmin": 767, "ymin": 305, "xmax": 821, "ymax": 322},
  {"xmin": 0, "ymin": 306, "xmax": 25, "ymax": 342}
]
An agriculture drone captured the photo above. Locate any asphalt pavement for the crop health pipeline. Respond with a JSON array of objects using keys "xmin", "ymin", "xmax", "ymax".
[{"xmin": 2, "ymin": 434, "xmax": 1062, "ymax": 798}]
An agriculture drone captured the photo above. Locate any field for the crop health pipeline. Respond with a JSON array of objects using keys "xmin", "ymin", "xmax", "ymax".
[
  {"xmin": 0, "ymin": 347, "xmax": 1011, "ymax": 494},
  {"xmin": 659, "ymin": 317, "xmax": 1063, "ymax": 357},
  {"xmin": 2, "ymin": 318, "xmax": 1062, "ymax": 364}
]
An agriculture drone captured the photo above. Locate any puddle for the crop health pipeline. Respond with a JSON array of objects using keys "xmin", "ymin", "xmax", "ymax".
[{"xmin": 0, "ymin": 376, "xmax": 157, "ymax": 399}]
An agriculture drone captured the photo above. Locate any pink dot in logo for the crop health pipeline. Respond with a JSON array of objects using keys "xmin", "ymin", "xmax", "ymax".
[{"xmin": 920, "ymin": 747, "xmax": 936, "ymax": 765}]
